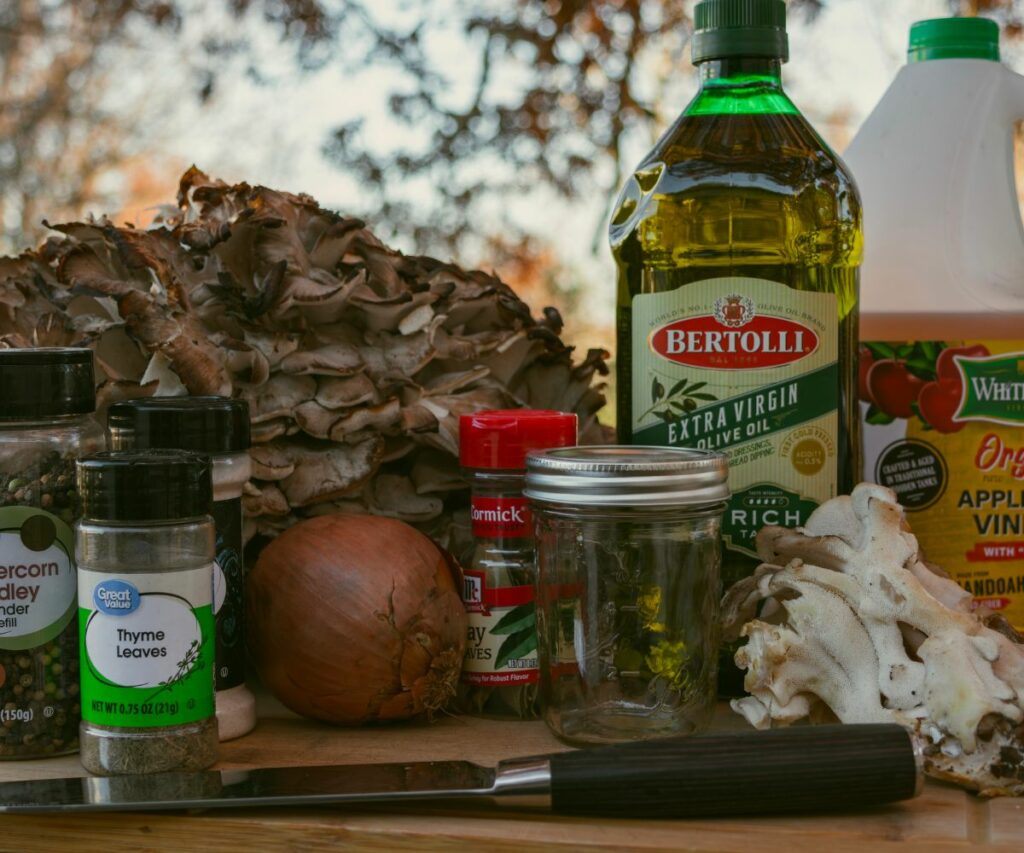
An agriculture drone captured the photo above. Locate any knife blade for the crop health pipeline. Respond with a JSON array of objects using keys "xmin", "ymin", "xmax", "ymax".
[{"xmin": 0, "ymin": 724, "xmax": 922, "ymax": 818}]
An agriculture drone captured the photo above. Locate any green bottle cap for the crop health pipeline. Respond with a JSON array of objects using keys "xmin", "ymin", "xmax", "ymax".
[
  {"xmin": 691, "ymin": 0, "xmax": 788, "ymax": 64},
  {"xmin": 908, "ymin": 17, "xmax": 1000, "ymax": 63}
]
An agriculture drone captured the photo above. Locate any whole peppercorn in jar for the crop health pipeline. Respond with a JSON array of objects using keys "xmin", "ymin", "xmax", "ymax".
[
  {"xmin": 457, "ymin": 409, "xmax": 577, "ymax": 719},
  {"xmin": 107, "ymin": 396, "xmax": 254, "ymax": 741},
  {"xmin": 0, "ymin": 348, "xmax": 102, "ymax": 759}
]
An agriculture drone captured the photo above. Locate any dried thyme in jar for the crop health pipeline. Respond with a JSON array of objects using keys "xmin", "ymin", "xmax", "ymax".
[
  {"xmin": 457, "ymin": 410, "xmax": 577, "ymax": 719},
  {"xmin": 76, "ymin": 450, "xmax": 218, "ymax": 775},
  {"xmin": 0, "ymin": 348, "xmax": 102, "ymax": 759},
  {"xmin": 107, "ymin": 396, "xmax": 254, "ymax": 741},
  {"xmin": 526, "ymin": 446, "xmax": 729, "ymax": 745}
]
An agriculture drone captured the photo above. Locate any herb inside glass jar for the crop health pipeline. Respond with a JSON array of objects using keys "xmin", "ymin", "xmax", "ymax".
[
  {"xmin": 526, "ymin": 446, "xmax": 729, "ymax": 745},
  {"xmin": 0, "ymin": 348, "xmax": 101, "ymax": 759}
]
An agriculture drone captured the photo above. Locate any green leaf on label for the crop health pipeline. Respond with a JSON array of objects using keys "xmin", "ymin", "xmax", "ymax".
[
  {"xmin": 491, "ymin": 603, "xmax": 535, "ymax": 636},
  {"xmin": 919, "ymin": 341, "xmax": 939, "ymax": 361},
  {"xmin": 896, "ymin": 344, "xmax": 914, "ymax": 359},
  {"xmin": 687, "ymin": 392, "xmax": 717, "ymax": 401},
  {"xmin": 904, "ymin": 358, "xmax": 936, "ymax": 380},
  {"xmin": 668, "ymin": 379, "xmax": 689, "ymax": 397},
  {"xmin": 866, "ymin": 407, "xmax": 895, "ymax": 425},
  {"xmin": 684, "ymin": 381, "xmax": 707, "ymax": 394},
  {"xmin": 865, "ymin": 342, "xmax": 896, "ymax": 360},
  {"xmin": 495, "ymin": 628, "xmax": 537, "ymax": 670}
]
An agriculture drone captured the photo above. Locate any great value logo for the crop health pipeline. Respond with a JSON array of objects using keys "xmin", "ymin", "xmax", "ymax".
[
  {"xmin": 649, "ymin": 295, "xmax": 818, "ymax": 370},
  {"xmin": 93, "ymin": 579, "xmax": 140, "ymax": 616}
]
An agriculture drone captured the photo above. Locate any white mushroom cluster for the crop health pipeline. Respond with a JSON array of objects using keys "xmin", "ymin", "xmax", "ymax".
[
  {"xmin": 0, "ymin": 168, "xmax": 607, "ymax": 549},
  {"xmin": 723, "ymin": 483, "xmax": 1024, "ymax": 796}
]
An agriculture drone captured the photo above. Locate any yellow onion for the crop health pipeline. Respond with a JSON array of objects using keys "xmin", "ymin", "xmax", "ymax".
[{"xmin": 247, "ymin": 513, "xmax": 466, "ymax": 724}]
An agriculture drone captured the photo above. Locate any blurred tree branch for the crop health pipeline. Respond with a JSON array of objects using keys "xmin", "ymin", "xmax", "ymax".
[
  {"xmin": 0, "ymin": 0, "xmax": 336, "ymax": 253},
  {"xmin": 4, "ymin": 0, "xmax": 1024, "ymax": 260}
]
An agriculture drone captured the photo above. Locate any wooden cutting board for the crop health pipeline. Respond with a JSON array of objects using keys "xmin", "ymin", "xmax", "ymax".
[{"xmin": 0, "ymin": 695, "xmax": 1020, "ymax": 852}]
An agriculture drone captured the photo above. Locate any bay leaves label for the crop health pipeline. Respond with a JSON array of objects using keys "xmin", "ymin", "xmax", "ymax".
[{"xmin": 460, "ymin": 569, "xmax": 538, "ymax": 686}]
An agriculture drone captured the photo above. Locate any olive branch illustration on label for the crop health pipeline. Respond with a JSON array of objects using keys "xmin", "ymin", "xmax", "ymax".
[{"xmin": 641, "ymin": 374, "xmax": 719, "ymax": 423}]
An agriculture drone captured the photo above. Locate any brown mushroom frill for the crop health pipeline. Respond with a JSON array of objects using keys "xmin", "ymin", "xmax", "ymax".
[{"xmin": 0, "ymin": 167, "xmax": 608, "ymax": 551}]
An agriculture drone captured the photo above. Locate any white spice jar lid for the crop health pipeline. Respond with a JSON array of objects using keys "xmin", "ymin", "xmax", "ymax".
[{"xmin": 524, "ymin": 445, "xmax": 729, "ymax": 507}]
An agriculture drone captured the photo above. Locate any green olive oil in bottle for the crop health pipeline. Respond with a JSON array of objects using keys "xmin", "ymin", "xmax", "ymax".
[{"xmin": 610, "ymin": 0, "xmax": 862, "ymax": 694}]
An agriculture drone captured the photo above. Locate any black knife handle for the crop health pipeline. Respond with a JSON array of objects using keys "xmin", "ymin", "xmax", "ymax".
[{"xmin": 548, "ymin": 724, "xmax": 921, "ymax": 818}]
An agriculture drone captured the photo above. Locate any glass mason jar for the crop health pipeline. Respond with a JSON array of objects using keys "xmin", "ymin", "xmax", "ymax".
[
  {"xmin": 76, "ymin": 450, "xmax": 218, "ymax": 775},
  {"xmin": 106, "ymin": 396, "xmax": 254, "ymax": 741},
  {"xmin": 525, "ymin": 446, "xmax": 728, "ymax": 746},
  {"xmin": 0, "ymin": 348, "xmax": 102, "ymax": 759}
]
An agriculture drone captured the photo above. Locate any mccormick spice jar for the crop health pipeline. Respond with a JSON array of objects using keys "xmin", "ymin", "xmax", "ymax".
[
  {"xmin": 76, "ymin": 450, "xmax": 218, "ymax": 775},
  {"xmin": 525, "ymin": 446, "xmax": 728, "ymax": 745},
  {"xmin": 0, "ymin": 348, "xmax": 102, "ymax": 759},
  {"xmin": 107, "ymin": 397, "xmax": 254, "ymax": 740},
  {"xmin": 457, "ymin": 409, "xmax": 577, "ymax": 719}
]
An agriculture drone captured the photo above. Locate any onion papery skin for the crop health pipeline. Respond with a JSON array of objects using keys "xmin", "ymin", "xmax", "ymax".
[{"xmin": 247, "ymin": 513, "xmax": 467, "ymax": 724}]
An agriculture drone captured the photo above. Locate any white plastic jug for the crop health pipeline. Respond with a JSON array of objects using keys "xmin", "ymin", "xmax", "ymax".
[
  {"xmin": 846, "ymin": 16, "xmax": 1024, "ymax": 338},
  {"xmin": 847, "ymin": 17, "xmax": 1024, "ymax": 631}
]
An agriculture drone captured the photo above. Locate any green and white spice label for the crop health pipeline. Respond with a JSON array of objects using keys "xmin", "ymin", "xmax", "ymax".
[
  {"xmin": 78, "ymin": 566, "xmax": 215, "ymax": 728},
  {"xmin": 0, "ymin": 506, "xmax": 77, "ymax": 651}
]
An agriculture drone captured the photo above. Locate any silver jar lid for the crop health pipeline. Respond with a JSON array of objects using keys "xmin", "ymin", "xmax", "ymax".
[{"xmin": 524, "ymin": 445, "xmax": 729, "ymax": 507}]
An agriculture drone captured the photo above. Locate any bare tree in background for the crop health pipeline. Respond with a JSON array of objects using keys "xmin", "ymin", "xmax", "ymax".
[
  {"xmin": 0, "ymin": 0, "xmax": 332, "ymax": 253},
  {"xmin": 952, "ymin": 0, "xmax": 1023, "ymax": 30},
  {"xmin": 3, "ymin": 0, "xmax": 1024, "ymax": 258}
]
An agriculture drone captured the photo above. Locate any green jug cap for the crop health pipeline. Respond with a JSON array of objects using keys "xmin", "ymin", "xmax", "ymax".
[
  {"xmin": 908, "ymin": 17, "xmax": 1000, "ymax": 63},
  {"xmin": 691, "ymin": 0, "xmax": 788, "ymax": 64}
]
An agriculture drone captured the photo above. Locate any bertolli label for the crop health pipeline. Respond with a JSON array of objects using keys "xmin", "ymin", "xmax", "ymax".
[{"xmin": 632, "ymin": 277, "xmax": 839, "ymax": 557}]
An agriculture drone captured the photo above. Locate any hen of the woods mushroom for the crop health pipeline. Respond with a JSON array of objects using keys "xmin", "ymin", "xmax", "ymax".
[
  {"xmin": 0, "ymin": 168, "xmax": 607, "ymax": 551},
  {"xmin": 723, "ymin": 483, "xmax": 1024, "ymax": 796}
]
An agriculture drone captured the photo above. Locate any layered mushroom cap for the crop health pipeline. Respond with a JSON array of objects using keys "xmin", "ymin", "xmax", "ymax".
[
  {"xmin": 723, "ymin": 483, "xmax": 1024, "ymax": 796},
  {"xmin": 0, "ymin": 168, "xmax": 608, "ymax": 551}
]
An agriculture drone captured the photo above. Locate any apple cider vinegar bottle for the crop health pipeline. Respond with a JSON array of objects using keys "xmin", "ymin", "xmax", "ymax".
[
  {"xmin": 610, "ymin": 0, "xmax": 862, "ymax": 693},
  {"xmin": 848, "ymin": 18, "xmax": 1024, "ymax": 631}
]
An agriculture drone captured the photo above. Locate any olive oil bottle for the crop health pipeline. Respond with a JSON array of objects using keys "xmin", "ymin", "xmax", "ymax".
[{"xmin": 611, "ymin": 0, "xmax": 862, "ymax": 694}]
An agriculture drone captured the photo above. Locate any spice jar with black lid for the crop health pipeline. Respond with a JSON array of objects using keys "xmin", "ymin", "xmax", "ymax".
[
  {"xmin": 76, "ymin": 450, "xmax": 218, "ymax": 775},
  {"xmin": 0, "ymin": 348, "xmax": 102, "ymax": 759},
  {"xmin": 107, "ymin": 396, "xmax": 254, "ymax": 740}
]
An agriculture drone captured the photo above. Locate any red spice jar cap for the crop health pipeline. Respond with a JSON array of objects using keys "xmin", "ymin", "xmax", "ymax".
[{"xmin": 459, "ymin": 409, "xmax": 578, "ymax": 470}]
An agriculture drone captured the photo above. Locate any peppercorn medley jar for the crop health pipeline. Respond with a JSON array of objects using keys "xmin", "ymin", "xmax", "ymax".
[
  {"xmin": 525, "ymin": 446, "xmax": 729, "ymax": 745},
  {"xmin": 107, "ymin": 396, "xmax": 254, "ymax": 741},
  {"xmin": 457, "ymin": 409, "xmax": 577, "ymax": 719},
  {"xmin": 76, "ymin": 450, "xmax": 218, "ymax": 775},
  {"xmin": 0, "ymin": 348, "xmax": 102, "ymax": 759}
]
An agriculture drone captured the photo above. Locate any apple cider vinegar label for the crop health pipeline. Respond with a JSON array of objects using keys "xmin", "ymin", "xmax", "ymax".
[
  {"xmin": 862, "ymin": 340, "xmax": 1024, "ymax": 628},
  {"xmin": 632, "ymin": 277, "xmax": 839, "ymax": 557}
]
